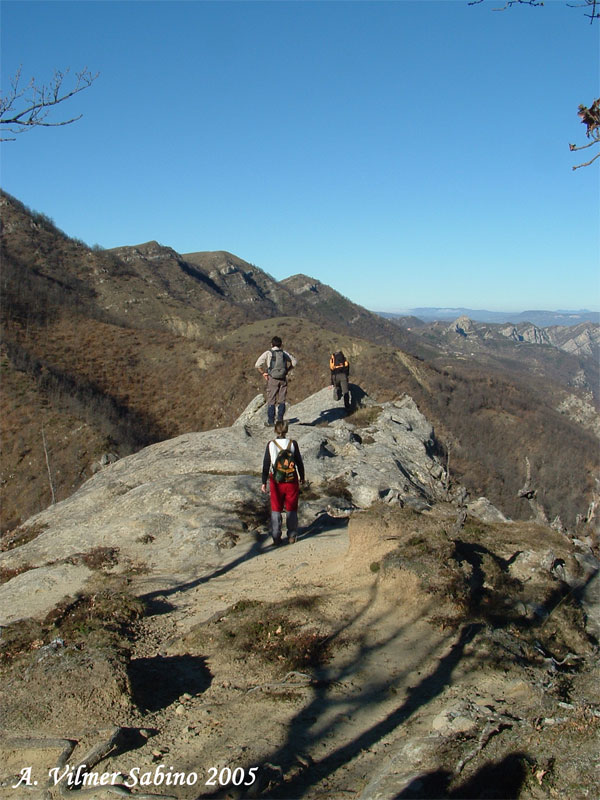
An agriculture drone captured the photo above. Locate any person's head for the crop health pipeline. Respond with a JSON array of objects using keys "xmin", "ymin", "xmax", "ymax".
[
  {"xmin": 271, "ymin": 336, "xmax": 282, "ymax": 348},
  {"xmin": 274, "ymin": 420, "xmax": 288, "ymax": 437}
]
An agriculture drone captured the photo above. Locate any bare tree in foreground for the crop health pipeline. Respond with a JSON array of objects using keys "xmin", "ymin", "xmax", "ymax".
[
  {"xmin": 570, "ymin": 98, "xmax": 600, "ymax": 169},
  {"xmin": 0, "ymin": 67, "xmax": 99, "ymax": 141},
  {"xmin": 469, "ymin": 0, "xmax": 599, "ymax": 23},
  {"xmin": 469, "ymin": 0, "xmax": 599, "ymax": 169}
]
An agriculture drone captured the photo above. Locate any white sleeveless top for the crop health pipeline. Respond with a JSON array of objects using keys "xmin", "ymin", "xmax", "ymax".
[{"xmin": 268, "ymin": 438, "xmax": 295, "ymax": 471}]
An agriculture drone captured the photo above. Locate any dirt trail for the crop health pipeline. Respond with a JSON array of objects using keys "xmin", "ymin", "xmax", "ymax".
[
  {"xmin": 1, "ymin": 507, "xmax": 598, "ymax": 800},
  {"xmin": 120, "ymin": 517, "xmax": 451, "ymax": 800}
]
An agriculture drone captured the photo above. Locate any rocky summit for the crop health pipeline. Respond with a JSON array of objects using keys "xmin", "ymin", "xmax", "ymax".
[
  {"xmin": 0, "ymin": 388, "xmax": 598, "ymax": 800},
  {"xmin": 0, "ymin": 388, "xmax": 502, "ymax": 625}
]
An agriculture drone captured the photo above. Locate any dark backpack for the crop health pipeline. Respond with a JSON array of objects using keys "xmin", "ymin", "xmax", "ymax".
[
  {"xmin": 330, "ymin": 351, "xmax": 349, "ymax": 372},
  {"xmin": 269, "ymin": 350, "xmax": 291, "ymax": 380},
  {"xmin": 272, "ymin": 440, "xmax": 297, "ymax": 483}
]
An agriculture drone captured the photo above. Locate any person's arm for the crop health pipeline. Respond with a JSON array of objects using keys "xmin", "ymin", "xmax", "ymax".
[
  {"xmin": 293, "ymin": 441, "xmax": 305, "ymax": 483},
  {"xmin": 285, "ymin": 351, "xmax": 297, "ymax": 369},
  {"xmin": 261, "ymin": 444, "xmax": 271, "ymax": 492},
  {"xmin": 261, "ymin": 444, "xmax": 271, "ymax": 487},
  {"xmin": 255, "ymin": 350, "xmax": 270, "ymax": 379}
]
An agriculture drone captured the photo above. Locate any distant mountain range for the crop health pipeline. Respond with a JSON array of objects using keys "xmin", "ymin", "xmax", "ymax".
[{"xmin": 380, "ymin": 308, "xmax": 600, "ymax": 327}]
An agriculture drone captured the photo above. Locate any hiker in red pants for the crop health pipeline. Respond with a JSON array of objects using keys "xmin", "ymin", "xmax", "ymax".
[{"xmin": 261, "ymin": 420, "xmax": 305, "ymax": 546}]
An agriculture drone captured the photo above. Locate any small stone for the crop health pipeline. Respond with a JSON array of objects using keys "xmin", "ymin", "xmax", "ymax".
[
  {"xmin": 450, "ymin": 715, "xmax": 477, "ymax": 734},
  {"xmin": 506, "ymin": 680, "xmax": 533, "ymax": 700}
]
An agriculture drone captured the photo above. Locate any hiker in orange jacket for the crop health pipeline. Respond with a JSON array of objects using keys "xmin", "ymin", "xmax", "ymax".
[{"xmin": 330, "ymin": 350, "xmax": 351, "ymax": 413}]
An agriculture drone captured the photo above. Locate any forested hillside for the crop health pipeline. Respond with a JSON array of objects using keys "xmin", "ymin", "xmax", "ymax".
[{"xmin": 1, "ymin": 190, "xmax": 597, "ymax": 534}]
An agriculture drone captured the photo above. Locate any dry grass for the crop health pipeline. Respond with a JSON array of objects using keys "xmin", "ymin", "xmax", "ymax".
[
  {"xmin": 0, "ymin": 562, "xmax": 35, "ymax": 585},
  {"xmin": 188, "ymin": 595, "xmax": 334, "ymax": 674},
  {"xmin": 0, "ymin": 547, "xmax": 120, "ymax": 586},
  {"xmin": 347, "ymin": 405, "xmax": 383, "ymax": 428},
  {"xmin": 0, "ymin": 522, "xmax": 48, "ymax": 552},
  {"xmin": 0, "ymin": 581, "xmax": 144, "ymax": 664}
]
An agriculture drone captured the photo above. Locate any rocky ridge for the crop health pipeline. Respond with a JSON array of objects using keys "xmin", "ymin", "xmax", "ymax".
[
  {"xmin": 1, "ymin": 389, "xmax": 599, "ymax": 800},
  {"xmin": 440, "ymin": 315, "xmax": 600, "ymax": 362},
  {"xmin": 3, "ymin": 189, "xmax": 598, "ymax": 539},
  {"xmin": 0, "ymin": 387, "xmax": 473, "ymax": 625}
]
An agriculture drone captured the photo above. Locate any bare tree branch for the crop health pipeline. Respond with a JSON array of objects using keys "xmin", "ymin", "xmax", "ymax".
[
  {"xmin": 468, "ymin": 0, "xmax": 544, "ymax": 9},
  {"xmin": 469, "ymin": 3, "xmax": 599, "ymax": 168},
  {"xmin": 566, "ymin": 0, "xmax": 600, "ymax": 22},
  {"xmin": 469, "ymin": 0, "xmax": 599, "ymax": 19},
  {"xmin": 570, "ymin": 98, "xmax": 600, "ymax": 170},
  {"xmin": 518, "ymin": 456, "xmax": 549, "ymax": 524},
  {"xmin": 571, "ymin": 149, "xmax": 600, "ymax": 169},
  {"xmin": 0, "ymin": 66, "xmax": 99, "ymax": 141},
  {"xmin": 41, "ymin": 421, "xmax": 56, "ymax": 506}
]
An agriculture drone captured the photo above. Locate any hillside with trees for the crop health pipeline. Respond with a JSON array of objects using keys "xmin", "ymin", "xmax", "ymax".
[{"xmin": 1, "ymin": 190, "xmax": 597, "ymax": 534}]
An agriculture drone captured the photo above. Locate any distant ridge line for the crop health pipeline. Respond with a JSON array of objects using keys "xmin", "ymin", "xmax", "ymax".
[{"xmin": 378, "ymin": 308, "xmax": 600, "ymax": 328}]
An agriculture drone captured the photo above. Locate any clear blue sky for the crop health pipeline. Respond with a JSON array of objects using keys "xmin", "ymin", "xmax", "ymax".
[{"xmin": 1, "ymin": 0, "xmax": 598, "ymax": 312}]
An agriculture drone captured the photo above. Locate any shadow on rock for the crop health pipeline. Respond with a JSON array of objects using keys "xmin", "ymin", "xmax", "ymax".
[
  {"xmin": 450, "ymin": 752, "xmax": 530, "ymax": 799},
  {"xmin": 396, "ymin": 752, "xmax": 530, "ymax": 799},
  {"xmin": 300, "ymin": 512, "xmax": 349, "ymax": 540},
  {"xmin": 312, "ymin": 407, "xmax": 349, "ymax": 425},
  {"xmin": 295, "ymin": 384, "xmax": 369, "ymax": 426},
  {"xmin": 128, "ymin": 654, "xmax": 212, "ymax": 712},
  {"xmin": 111, "ymin": 726, "xmax": 160, "ymax": 757},
  {"xmin": 143, "ymin": 596, "xmax": 178, "ymax": 617}
]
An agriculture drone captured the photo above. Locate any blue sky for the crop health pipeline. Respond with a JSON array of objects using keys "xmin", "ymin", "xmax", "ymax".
[{"xmin": 1, "ymin": 0, "xmax": 598, "ymax": 312}]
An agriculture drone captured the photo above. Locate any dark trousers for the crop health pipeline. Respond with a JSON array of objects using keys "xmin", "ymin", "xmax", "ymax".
[
  {"xmin": 332, "ymin": 373, "xmax": 351, "ymax": 410},
  {"xmin": 266, "ymin": 377, "xmax": 287, "ymax": 423}
]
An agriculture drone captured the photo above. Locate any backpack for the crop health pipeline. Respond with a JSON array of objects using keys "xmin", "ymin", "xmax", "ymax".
[
  {"xmin": 272, "ymin": 440, "xmax": 297, "ymax": 483},
  {"xmin": 330, "ymin": 351, "xmax": 349, "ymax": 372},
  {"xmin": 269, "ymin": 350, "xmax": 291, "ymax": 380}
]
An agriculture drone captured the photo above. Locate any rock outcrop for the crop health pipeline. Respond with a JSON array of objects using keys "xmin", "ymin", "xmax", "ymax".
[
  {"xmin": 0, "ymin": 388, "xmax": 501, "ymax": 626},
  {"xmin": 500, "ymin": 323, "xmax": 551, "ymax": 346},
  {"xmin": 1, "ymin": 388, "xmax": 599, "ymax": 800},
  {"xmin": 449, "ymin": 315, "xmax": 476, "ymax": 337}
]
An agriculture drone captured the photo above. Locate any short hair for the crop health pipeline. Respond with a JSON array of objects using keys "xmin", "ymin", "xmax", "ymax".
[
  {"xmin": 274, "ymin": 420, "xmax": 288, "ymax": 437},
  {"xmin": 271, "ymin": 336, "xmax": 282, "ymax": 348}
]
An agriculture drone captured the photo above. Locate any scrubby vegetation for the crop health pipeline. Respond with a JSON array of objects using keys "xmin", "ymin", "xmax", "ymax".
[
  {"xmin": 1, "ymin": 188, "xmax": 597, "ymax": 536},
  {"xmin": 0, "ymin": 581, "xmax": 144, "ymax": 664},
  {"xmin": 187, "ymin": 596, "xmax": 335, "ymax": 674}
]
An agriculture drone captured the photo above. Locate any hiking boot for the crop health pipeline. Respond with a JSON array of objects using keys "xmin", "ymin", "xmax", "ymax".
[
  {"xmin": 287, "ymin": 535, "xmax": 297, "ymax": 544},
  {"xmin": 272, "ymin": 537, "xmax": 282, "ymax": 547}
]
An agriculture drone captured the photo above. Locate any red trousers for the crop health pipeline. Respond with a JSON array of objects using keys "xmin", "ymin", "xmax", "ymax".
[{"xmin": 269, "ymin": 476, "xmax": 299, "ymax": 512}]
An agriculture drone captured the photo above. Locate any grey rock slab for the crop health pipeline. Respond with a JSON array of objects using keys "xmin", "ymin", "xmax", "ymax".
[
  {"xmin": 581, "ymin": 569, "xmax": 600, "ymax": 639},
  {"xmin": 0, "ymin": 472, "xmax": 260, "ymax": 576},
  {"xmin": 0, "ymin": 563, "xmax": 93, "ymax": 625},
  {"xmin": 467, "ymin": 497, "xmax": 510, "ymax": 523},
  {"xmin": 1, "ymin": 387, "xmax": 507, "ymax": 623},
  {"xmin": 357, "ymin": 738, "xmax": 441, "ymax": 800}
]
